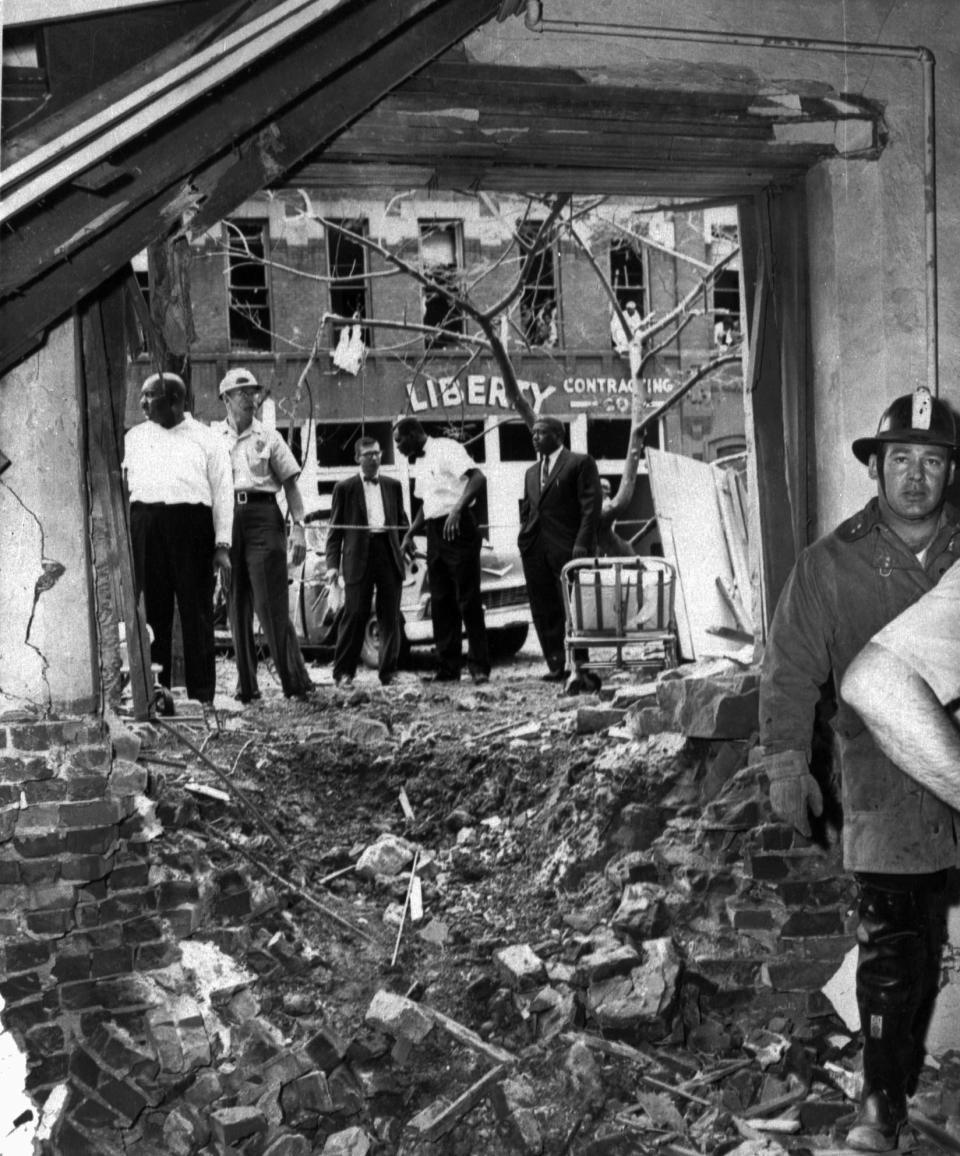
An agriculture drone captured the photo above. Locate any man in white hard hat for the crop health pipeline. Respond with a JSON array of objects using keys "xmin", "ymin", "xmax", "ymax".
[{"xmin": 213, "ymin": 368, "xmax": 313, "ymax": 702}]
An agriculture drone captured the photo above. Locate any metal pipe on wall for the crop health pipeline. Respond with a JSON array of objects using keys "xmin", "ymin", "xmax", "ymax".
[{"xmin": 538, "ymin": 17, "xmax": 939, "ymax": 394}]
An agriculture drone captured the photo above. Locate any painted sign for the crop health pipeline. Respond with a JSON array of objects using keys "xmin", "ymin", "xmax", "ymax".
[{"xmin": 404, "ymin": 373, "xmax": 675, "ymax": 416}]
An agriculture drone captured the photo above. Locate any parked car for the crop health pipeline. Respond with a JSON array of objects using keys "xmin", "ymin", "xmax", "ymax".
[{"xmin": 218, "ymin": 522, "xmax": 532, "ymax": 669}]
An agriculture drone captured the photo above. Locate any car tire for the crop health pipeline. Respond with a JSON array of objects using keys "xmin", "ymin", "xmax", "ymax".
[
  {"xmin": 360, "ymin": 615, "xmax": 410, "ymax": 670},
  {"xmin": 488, "ymin": 623, "xmax": 529, "ymax": 659}
]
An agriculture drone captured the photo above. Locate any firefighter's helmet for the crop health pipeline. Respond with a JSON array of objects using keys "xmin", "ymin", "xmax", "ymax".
[{"xmin": 851, "ymin": 387, "xmax": 959, "ymax": 464}]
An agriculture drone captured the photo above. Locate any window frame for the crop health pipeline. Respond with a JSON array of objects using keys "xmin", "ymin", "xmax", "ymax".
[
  {"xmin": 418, "ymin": 218, "xmax": 465, "ymax": 347},
  {"xmin": 225, "ymin": 217, "xmax": 273, "ymax": 353}
]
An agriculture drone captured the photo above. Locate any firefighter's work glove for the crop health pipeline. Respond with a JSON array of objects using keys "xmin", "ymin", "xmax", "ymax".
[{"xmin": 762, "ymin": 749, "xmax": 823, "ymax": 838}]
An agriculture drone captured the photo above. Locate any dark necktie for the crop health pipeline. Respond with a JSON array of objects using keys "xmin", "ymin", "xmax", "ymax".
[
  {"xmin": 364, "ymin": 476, "xmax": 380, "ymax": 487},
  {"xmin": 540, "ymin": 455, "xmax": 550, "ymax": 489}
]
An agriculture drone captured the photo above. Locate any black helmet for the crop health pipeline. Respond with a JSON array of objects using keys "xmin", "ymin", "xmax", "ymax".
[{"xmin": 852, "ymin": 387, "xmax": 958, "ymax": 464}]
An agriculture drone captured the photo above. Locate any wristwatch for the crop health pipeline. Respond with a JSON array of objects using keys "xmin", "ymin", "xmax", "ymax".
[{"xmin": 215, "ymin": 542, "xmax": 231, "ymax": 551}]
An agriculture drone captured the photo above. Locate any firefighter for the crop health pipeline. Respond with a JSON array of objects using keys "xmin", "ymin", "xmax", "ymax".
[{"xmin": 758, "ymin": 387, "xmax": 960, "ymax": 1151}]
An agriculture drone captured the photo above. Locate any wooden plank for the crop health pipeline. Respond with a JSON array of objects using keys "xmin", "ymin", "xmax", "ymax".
[
  {"xmin": 3, "ymin": 1, "xmax": 252, "ymax": 168},
  {"xmin": 1, "ymin": 0, "xmax": 353, "ymax": 213},
  {"xmin": 646, "ymin": 448, "xmax": 742, "ymax": 662},
  {"xmin": 0, "ymin": 0, "xmax": 499, "ymax": 374},
  {"xmin": 80, "ymin": 274, "xmax": 154, "ymax": 719},
  {"xmin": 187, "ymin": 0, "xmax": 500, "ymax": 231},
  {"xmin": 0, "ymin": 0, "xmax": 446, "ymax": 294},
  {"xmin": 407, "ymin": 1063, "xmax": 508, "ymax": 1142}
]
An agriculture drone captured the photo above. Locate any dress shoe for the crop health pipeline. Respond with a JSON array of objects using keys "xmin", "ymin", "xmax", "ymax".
[
  {"xmin": 334, "ymin": 674, "xmax": 355, "ymax": 689},
  {"xmin": 425, "ymin": 671, "xmax": 460, "ymax": 683},
  {"xmin": 379, "ymin": 674, "xmax": 394, "ymax": 686},
  {"xmin": 470, "ymin": 671, "xmax": 490, "ymax": 685},
  {"xmin": 234, "ymin": 691, "xmax": 261, "ymax": 705},
  {"xmin": 846, "ymin": 1089, "xmax": 906, "ymax": 1152},
  {"xmin": 540, "ymin": 669, "xmax": 569, "ymax": 683},
  {"xmin": 200, "ymin": 701, "xmax": 221, "ymax": 734},
  {"xmin": 578, "ymin": 670, "xmax": 602, "ymax": 693}
]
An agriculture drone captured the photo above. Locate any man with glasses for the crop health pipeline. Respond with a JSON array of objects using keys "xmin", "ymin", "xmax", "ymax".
[
  {"xmin": 214, "ymin": 368, "xmax": 313, "ymax": 702},
  {"xmin": 325, "ymin": 436, "xmax": 409, "ymax": 688}
]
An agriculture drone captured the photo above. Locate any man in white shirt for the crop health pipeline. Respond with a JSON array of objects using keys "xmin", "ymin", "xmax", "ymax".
[
  {"xmin": 325, "ymin": 437, "xmax": 409, "ymax": 687},
  {"xmin": 393, "ymin": 416, "xmax": 490, "ymax": 684},
  {"xmin": 123, "ymin": 372, "xmax": 233, "ymax": 715},
  {"xmin": 213, "ymin": 368, "xmax": 313, "ymax": 703}
]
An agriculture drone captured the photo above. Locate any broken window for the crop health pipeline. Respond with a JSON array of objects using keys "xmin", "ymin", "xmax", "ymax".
[
  {"xmin": 609, "ymin": 238, "xmax": 646, "ymax": 327},
  {"xmin": 226, "ymin": 218, "xmax": 271, "ymax": 352},
  {"xmin": 499, "ymin": 418, "xmax": 568, "ymax": 462},
  {"xmin": 419, "ymin": 221, "xmax": 463, "ymax": 346},
  {"xmin": 129, "ymin": 249, "xmax": 151, "ymax": 355},
  {"xmin": 518, "ymin": 222, "xmax": 558, "ymax": 347},
  {"xmin": 326, "ymin": 219, "xmax": 370, "ymax": 345},
  {"xmin": 712, "ymin": 268, "xmax": 742, "ymax": 348},
  {"xmin": 588, "ymin": 416, "xmax": 660, "ymax": 459}
]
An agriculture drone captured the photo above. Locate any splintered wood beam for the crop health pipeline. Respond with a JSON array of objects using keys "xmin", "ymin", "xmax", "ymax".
[
  {"xmin": 0, "ymin": 0, "xmax": 353, "ymax": 215},
  {"xmin": 186, "ymin": 0, "xmax": 501, "ymax": 232},
  {"xmin": 0, "ymin": 0, "xmax": 445, "ymax": 297},
  {"xmin": 0, "ymin": 0, "xmax": 499, "ymax": 375}
]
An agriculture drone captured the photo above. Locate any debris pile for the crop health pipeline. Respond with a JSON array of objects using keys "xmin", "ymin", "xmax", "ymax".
[{"xmin": 3, "ymin": 663, "xmax": 960, "ymax": 1153}]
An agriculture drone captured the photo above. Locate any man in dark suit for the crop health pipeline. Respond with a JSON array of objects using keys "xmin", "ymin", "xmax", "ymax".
[
  {"xmin": 518, "ymin": 416, "xmax": 603, "ymax": 690},
  {"xmin": 325, "ymin": 436, "xmax": 409, "ymax": 687}
]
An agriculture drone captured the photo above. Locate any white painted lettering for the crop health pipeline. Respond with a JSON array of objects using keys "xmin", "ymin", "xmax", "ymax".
[{"xmin": 467, "ymin": 375, "xmax": 486, "ymax": 405}]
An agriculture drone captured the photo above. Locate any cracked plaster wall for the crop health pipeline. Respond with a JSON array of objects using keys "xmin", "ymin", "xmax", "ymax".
[{"xmin": 0, "ymin": 316, "xmax": 97, "ymax": 715}]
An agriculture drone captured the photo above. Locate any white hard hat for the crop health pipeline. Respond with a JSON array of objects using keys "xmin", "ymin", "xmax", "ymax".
[{"xmin": 219, "ymin": 367, "xmax": 259, "ymax": 396}]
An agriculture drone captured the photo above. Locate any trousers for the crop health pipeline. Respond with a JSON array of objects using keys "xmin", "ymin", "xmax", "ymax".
[
  {"xmin": 855, "ymin": 870, "xmax": 949, "ymax": 1096},
  {"xmin": 229, "ymin": 501, "xmax": 311, "ymax": 698},
  {"xmin": 130, "ymin": 502, "xmax": 216, "ymax": 702},
  {"xmin": 333, "ymin": 535, "xmax": 404, "ymax": 680},
  {"xmin": 425, "ymin": 511, "xmax": 490, "ymax": 678}
]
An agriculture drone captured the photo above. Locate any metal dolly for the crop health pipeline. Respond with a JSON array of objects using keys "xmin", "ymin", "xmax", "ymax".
[{"xmin": 561, "ymin": 556, "xmax": 678, "ymax": 680}]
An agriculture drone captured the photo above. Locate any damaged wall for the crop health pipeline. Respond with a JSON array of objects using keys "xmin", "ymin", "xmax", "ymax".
[
  {"xmin": 466, "ymin": 0, "xmax": 960, "ymax": 538},
  {"xmin": 0, "ymin": 316, "xmax": 97, "ymax": 715}
]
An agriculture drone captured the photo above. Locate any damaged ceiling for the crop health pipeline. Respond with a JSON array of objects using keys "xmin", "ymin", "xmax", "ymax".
[{"xmin": 0, "ymin": 0, "xmax": 883, "ymax": 377}]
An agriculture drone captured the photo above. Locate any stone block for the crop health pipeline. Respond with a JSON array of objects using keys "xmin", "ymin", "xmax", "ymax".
[
  {"xmin": 263, "ymin": 1135, "xmax": 311, "ymax": 1156},
  {"xmin": 575, "ymin": 706, "xmax": 626, "ymax": 734},
  {"xmin": 304, "ymin": 1026, "xmax": 350, "ymax": 1072},
  {"xmin": 612, "ymin": 883, "xmax": 671, "ymax": 939},
  {"xmin": 629, "ymin": 706, "xmax": 669, "ymax": 736},
  {"xmin": 780, "ymin": 909, "xmax": 846, "ymax": 938},
  {"xmin": 493, "ymin": 944, "xmax": 547, "ymax": 990},
  {"xmin": 209, "ymin": 1105, "xmax": 268, "ymax": 1147},
  {"xmin": 163, "ymin": 1105, "xmax": 210, "ymax": 1156},
  {"xmin": 364, "ymin": 990, "xmax": 433, "ymax": 1043},
  {"xmin": 574, "ymin": 943, "xmax": 640, "ymax": 985},
  {"xmin": 59, "ymin": 800, "xmax": 124, "ymax": 827},
  {"xmin": 321, "ymin": 1126, "xmax": 372, "ymax": 1155},
  {"xmin": 14, "ymin": 829, "xmax": 66, "ymax": 857},
  {"xmin": 655, "ymin": 672, "xmax": 759, "ymax": 738},
  {"xmin": 610, "ymin": 804, "xmax": 661, "ymax": 853},
  {"xmin": 4, "ymin": 938, "xmax": 51, "ymax": 972},
  {"xmin": 355, "ymin": 834, "xmax": 415, "ymax": 880},
  {"xmin": 586, "ymin": 938, "xmax": 681, "ymax": 1032}
]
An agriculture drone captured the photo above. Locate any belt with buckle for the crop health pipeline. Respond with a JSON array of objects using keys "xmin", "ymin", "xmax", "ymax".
[{"xmin": 235, "ymin": 491, "xmax": 276, "ymax": 505}]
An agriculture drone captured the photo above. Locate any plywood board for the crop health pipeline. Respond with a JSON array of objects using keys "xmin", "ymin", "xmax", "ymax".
[{"xmin": 646, "ymin": 448, "xmax": 743, "ymax": 661}]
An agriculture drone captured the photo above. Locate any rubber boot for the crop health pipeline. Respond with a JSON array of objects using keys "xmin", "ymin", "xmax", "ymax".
[{"xmin": 846, "ymin": 876, "xmax": 932, "ymax": 1152}]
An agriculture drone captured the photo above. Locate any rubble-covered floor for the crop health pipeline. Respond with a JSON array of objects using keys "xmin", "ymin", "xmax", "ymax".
[{"xmin": 106, "ymin": 648, "xmax": 960, "ymax": 1155}]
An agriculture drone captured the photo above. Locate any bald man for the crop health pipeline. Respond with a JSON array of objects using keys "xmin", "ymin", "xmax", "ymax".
[{"xmin": 518, "ymin": 416, "xmax": 602, "ymax": 688}]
